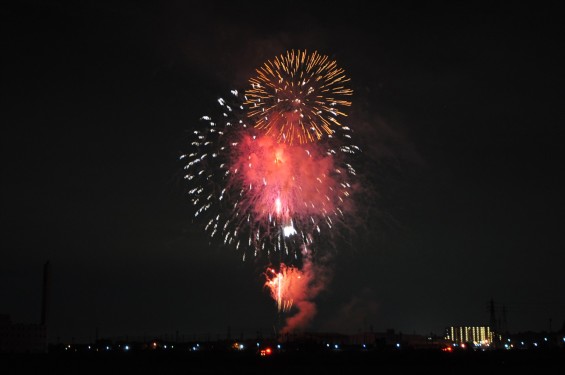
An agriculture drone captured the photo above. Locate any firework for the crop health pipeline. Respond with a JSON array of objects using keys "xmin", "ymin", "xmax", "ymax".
[
  {"xmin": 181, "ymin": 50, "xmax": 358, "ymax": 332},
  {"xmin": 263, "ymin": 247, "xmax": 332, "ymax": 333},
  {"xmin": 182, "ymin": 88, "xmax": 357, "ymax": 264},
  {"xmin": 245, "ymin": 50, "xmax": 353, "ymax": 145},
  {"xmin": 264, "ymin": 266, "xmax": 296, "ymax": 313}
]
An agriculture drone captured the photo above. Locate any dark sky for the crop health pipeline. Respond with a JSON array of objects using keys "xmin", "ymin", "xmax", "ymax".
[{"xmin": 2, "ymin": 0, "xmax": 564, "ymax": 342}]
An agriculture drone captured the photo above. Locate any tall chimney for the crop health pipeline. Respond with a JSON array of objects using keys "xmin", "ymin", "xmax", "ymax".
[{"xmin": 41, "ymin": 261, "xmax": 51, "ymax": 326}]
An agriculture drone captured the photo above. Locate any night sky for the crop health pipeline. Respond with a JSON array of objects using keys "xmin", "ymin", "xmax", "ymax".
[{"xmin": 2, "ymin": 1, "xmax": 564, "ymax": 343}]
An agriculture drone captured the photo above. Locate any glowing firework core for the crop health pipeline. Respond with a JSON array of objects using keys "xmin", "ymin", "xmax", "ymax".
[{"xmin": 283, "ymin": 224, "xmax": 297, "ymax": 237}]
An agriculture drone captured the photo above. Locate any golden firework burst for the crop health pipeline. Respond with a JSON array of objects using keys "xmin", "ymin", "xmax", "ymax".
[{"xmin": 245, "ymin": 50, "xmax": 353, "ymax": 145}]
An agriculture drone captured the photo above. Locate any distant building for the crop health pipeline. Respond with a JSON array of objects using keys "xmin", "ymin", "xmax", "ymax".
[
  {"xmin": 348, "ymin": 329, "xmax": 400, "ymax": 348},
  {"xmin": 0, "ymin": 314, "xmax": 47, "ymax": 353},
  {"xmin": 349, "ymin": 329, "xmax": 448, "ymax": 350},
  {"xmin": 445, "ymin": 326, "xmax": 493, "ymax": 348},
  {"xmin": 0, "ymin": 314, "xmax": 10, "ymax": 352},
  {"xmin": 0, "ymin": 261, "xmax": 50, "ymax": 353},
  {"xmin": 278, "ymin": 329, "xmax": 448, "ymax": 350},
  {"xmin": 279, "ymin": 331, "xmax": 349, "ymax": 346}
]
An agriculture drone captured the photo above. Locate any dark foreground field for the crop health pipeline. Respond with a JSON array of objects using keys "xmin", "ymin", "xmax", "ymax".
[{"xmin": 2, "ymin": 349, "xmax": 565, "ymax": 374}]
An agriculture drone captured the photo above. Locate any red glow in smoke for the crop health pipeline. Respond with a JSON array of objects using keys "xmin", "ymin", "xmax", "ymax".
[{"xmin": 230, "ymin": 134, "xmax": 347, "ymax": 231}]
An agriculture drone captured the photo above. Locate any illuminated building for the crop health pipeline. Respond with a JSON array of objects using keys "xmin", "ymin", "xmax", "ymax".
[{"xmin": 445, "ymin": 326, "xmax": 493, "ymax": 348}]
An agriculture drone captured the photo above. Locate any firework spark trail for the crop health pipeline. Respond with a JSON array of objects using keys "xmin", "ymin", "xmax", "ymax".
[
  {"xmin": 182, "ymin": 50, "xmax": 357, "ymax": 333},
  {"xmin": 264, "ymin": 266, "xmax": 295, "ymax": 313},
  {"xmin": 264, "ymin": 247, "xmax": 332, "ymax": 333}
]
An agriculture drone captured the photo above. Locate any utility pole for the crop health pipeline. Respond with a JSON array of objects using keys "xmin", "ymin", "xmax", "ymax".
[
  {"xmin": 502, "ymin": 304, "xmax": 508, "ymax": 336},
  {"xmin": 41, "ymin": 261, "xmax": 51, "ymax": 326},
  {"xmin": 41, "ymin": 260, "xmax": 51, "ymax": 353},
  {"xmin": 489, "ymin": 298, "xmax": 499, "ymax": 348}
]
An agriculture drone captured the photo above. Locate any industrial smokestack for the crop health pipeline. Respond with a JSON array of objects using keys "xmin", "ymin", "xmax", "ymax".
[{"xmin": 41, "ymin": 261, "xmax": 50, "ymax": 326}]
